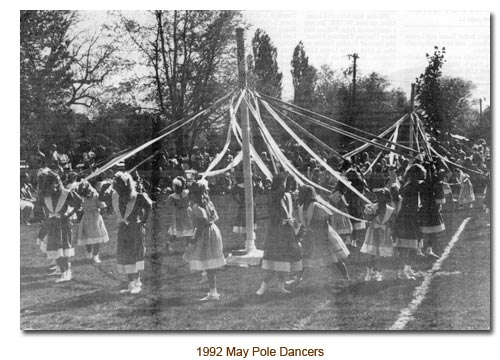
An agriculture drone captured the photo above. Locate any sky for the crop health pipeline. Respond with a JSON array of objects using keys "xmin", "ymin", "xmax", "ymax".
[{"xmin": 244, "ymin": 10, "xmax": 490, "ymax": 106}]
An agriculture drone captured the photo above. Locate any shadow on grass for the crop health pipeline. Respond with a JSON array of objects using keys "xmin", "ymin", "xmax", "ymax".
[
  {"xmin": 114, "ymin": 295, "xmax": 197, "ymax": 318},
  {"xmin": 338, "ymin": 279, "xmax": 409, "ymax": 297},
  {"xmin": 20, "ymin": 288, "xmax": 124, "ymax": 317}
]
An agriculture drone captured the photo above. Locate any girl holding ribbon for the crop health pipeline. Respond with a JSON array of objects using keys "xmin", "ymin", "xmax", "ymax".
[
  {"xmin": 296, "ymin": 185, "xmax": 350, "ymax": 285},
  {"xmin": 360, "ymin": 188, "xmax": 395, "ymax": 282},
  {"xmin": 100, "ymin": 172, "xmax": 152, "ymax": 294},
  {"xmin": 36, "ymin": 171, "xmax": 82, "ymax": 283},
  {"xmin": 184, "ymin": 180, "xmax": 226, "ymax": 301},
  {"xmin": 256, "ymin": 172, "xmax": 302, "ymax": 295}
]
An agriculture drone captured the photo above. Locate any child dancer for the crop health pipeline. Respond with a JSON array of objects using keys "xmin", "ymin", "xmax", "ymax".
[
  {"xmin": 36, "ymin": 171, "xmax": 82, "ymax": 282},
  {"xmin": 328, "ymin": 182, "xmax": 354, "ymax": 247},
  {"xmin": 456, "ymin": 169, "xmax": 475, "ymax": 209},
  {"xmin": 297, "ymin": 185, "xmax": 350, "ymax": 284},
  {"xmin": 256, "ymin": 172, "xmax": 302, "ymax": 295},
  {"xmin": 231, "ymin": 170, "xmax": 257, "ymax": 249},
  {"xmin": 345, "ymin": 168, "xmax": 367, "ymax": 249},
  {"xmin": 100, "ymin": 172, "xmax": 152, "ymax": 294},
  {"xmin": 77, "ymin": 181, "xmax": 109, "ymax": 263},
  {"xmin": 393, "ymin": 164, "xmax": 425, "ymax": 280},
  {"xmin": 361, "ymin": 189, "xmax": 394, "ymax": 282},
  {"xmin": 166, "ymin": 176, "xmax": 194, "ymax": 253},
  {"xmin": 419, "ymin": 163, "xmax": 445, "ymax": 258},
  {"xmin": 184, "ymin": 180, "xmax": 226, "ymax": 301}
]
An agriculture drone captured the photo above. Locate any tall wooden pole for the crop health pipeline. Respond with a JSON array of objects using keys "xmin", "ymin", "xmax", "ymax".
[
  {"xmin": 409, "ymin": 83, "xmax": 416, "ymax": 152},
  {"xmin": 236, "ymin": 28, "xmax": 256, "ymax": 252}
]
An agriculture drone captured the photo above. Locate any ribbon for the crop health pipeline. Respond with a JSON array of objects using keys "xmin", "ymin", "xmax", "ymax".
[
  {"xmin": 84, "ymin": 90, "xmax": 235, "ymax": 182},
  {"xmin": 246, "ymin": 92, "xmax": 367, "ymax": 223},
  {"xmin": 258, "ymin": 95, "xmax": 372, "ymax": 204}
]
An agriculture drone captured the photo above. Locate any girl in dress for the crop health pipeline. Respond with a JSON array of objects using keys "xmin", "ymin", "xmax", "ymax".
[
  {"xmin": 184, "ymin": 180, "xmax": 226, "ymax": 301},
  {"xmin": 77, "ymin": 181, "xmax": 109, "ymax": 263},
  {"xmin": 419, "ymin": 163, "xmax": 445, "ymax": 259},
  {"xmin": 393, "ymin": 164, "xmax": 425, "ymax": 280},
  {"xmin": 456, "ymin": 169, "xmax": 475, "ymax": 209},
  {"xmin": 361, "ymin": 188, "xmax": 395, "ymax": 282},
  {"xmin": 345, "ymin": 168, "xmax": 367, "ymax": 249},
  {"xmin": 166, "ymin": 176, "xmax": 194, "ymax": 253},
  {"xmin": 328, "ymin": 182, "xmax": 354, "ymax": 247},
  {"xmin": 297, "ymin": 185, "xmax": 350, "ymax": 283},
  {"xmin": 100, "ymin": 172, "xmax": 152, "ymax": 294},
  {"xmin": 256, "ymin": 172, "xmax": 302, "ymax": 295},
  {"xmin": 36, "ymin": 171, "xmax": 82, "ymax": 282}
]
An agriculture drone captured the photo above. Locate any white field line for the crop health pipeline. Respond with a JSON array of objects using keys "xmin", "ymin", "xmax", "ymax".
[
  {"xmin": 388, "ymin": 217, "xmax": 471, "ymax": 331},
  {"xmin": 284, "ymin": 299, "xmax": 333, "ymax": 330}
]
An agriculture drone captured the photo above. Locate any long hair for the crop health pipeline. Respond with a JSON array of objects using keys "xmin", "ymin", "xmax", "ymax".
[
  {"xmin": 404, "ymin": 164, "xmax": 425, "ymax": 182},
  {"xmin": 39, "ymin": 170, "xmax": 62, "ymax": 197},
  {"xmin": 299, "ymin": 185, "xmax": 318, "ymax": 207},
  {"xmin": 190, "ymin": 179, "xmax": 210, "ymax": 210}
]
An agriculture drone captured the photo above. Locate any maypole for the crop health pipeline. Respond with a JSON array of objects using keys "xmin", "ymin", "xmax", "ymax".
[
  {"xmin": 227, "ymin": 28, "xmax": 263, "ymax": 266},
  {"xmin": 409, "ymin": 83, "xmax": 416, "ymax": 153}
]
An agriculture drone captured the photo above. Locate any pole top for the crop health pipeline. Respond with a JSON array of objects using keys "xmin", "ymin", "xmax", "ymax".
[{"xmin": 236, "ymin": 28, "xmax": 247, "ymax": 89}]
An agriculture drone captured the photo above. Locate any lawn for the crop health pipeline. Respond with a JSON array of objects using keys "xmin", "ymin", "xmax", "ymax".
[{"xmin": 20, "ymin": 194, "xmax": 490, "ymax": 330}]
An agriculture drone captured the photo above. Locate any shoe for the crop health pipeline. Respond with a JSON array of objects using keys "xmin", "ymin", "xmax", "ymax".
[
  {"xmin": 48, "ymin": 267, "xmax": 62, "ymax": 276},
  {"xmin": 285, "ymin": 276, "xmax": 302, "ymax": 286},
  {"xmin": 397, "ymin": 270, "xmax": 415, "ymax": 280},
  {"xmin": 403, "ymin": 266, "xmax": 416, "ymax": 280},
  {"xmin": 416, "ymin": 249, "xmax": 426, "ymax": 257},
  {"xmin": 130, "ymin": 282, "xmax": 142, "ymax": 294},
  {"xmin": 93, "ymin": 255, "xmax": 101, "ymax": 264},
  {"xmin": 86, "ymin": 252, "xmax": 93, "ymax": 260},
  {"xmin": 120, "ymin": 282, "xmax": 133, "ymax": 294},
  {"xmin": 256, "ymin": 282, "xmax": 268, "ymax": 296},
  {"xmin": 55, "ymin": 269, "xmax": 71, "ymax": 283},
  {"xmin": 373, "ymin": 271, "xmax": 383, "ymax": 282},
  {"xmin": 277, "ymin": 282, "xmax": 291, "ymax": 294},
  {"xmin": 199, "ymin": 293, "xmax": 220, "ymax": 301},
  {"xmin": 364, "ymin": 268, "xmax": 373, "ymax": 282},
  {"xmin": 425, "ymin": 248, "xmax": 439, "ymax": 259}
]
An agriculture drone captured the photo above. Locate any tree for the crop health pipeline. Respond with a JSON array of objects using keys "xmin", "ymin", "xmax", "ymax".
[
  {"xmin": 251, "ymin": 29, "xmax": 282, "ymax": 98},
  {"xmin": 21, "ymin": 10, "xmax": 123, "ymax": 154},
  {"xmin": 438, "ymin": 76, "xmax": 475, "ymax": 133},
  {"xmin": 20, "ymin": 10, "xmax": 75, "ymax": 148},
  {"xmin": 291, "ymin": 41, "xmax": 317, "ymax": 109},
  {"xmin": 118, "ymin": 10, "xmax": 243, "ymax": 151},
  {"xmin": 313, "ymin": 67, "xmax": 408, "ymax": 149},
  {"xmin": 415, "ymin": 46, "xmax": 446, "ymax": 140}
]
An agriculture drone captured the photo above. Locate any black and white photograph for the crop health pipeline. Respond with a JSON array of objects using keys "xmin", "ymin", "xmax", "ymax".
[{"xmin": 18, "ymin": 9, "xmax": 491, "ymax": 333}]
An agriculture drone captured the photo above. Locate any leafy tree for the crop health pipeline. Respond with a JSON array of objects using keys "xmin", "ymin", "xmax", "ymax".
[
  {"xmin": 291, "ymin": 41, "xmax": 317, "ymax": 109},
  {"xmin": 251, "ymin": 29, "xmax": 282, "ymax": 98},
  {"xmin": 21, "ymin": 10, "xmax": 122, "ymax": 155},
  {"xmin": 438, "ymin": 76, "xmax": 475, "ymax": 133},
  {"xmin": 20, "ymin": 10, "xmax": 75, "ymax": 148},
  {"xmin": 415, "ymin": 46, "xmax": 446, "ymax": 140},
  {"xmin": 118, "ymin": 10, "xmax": 243, "ymax": 151},
  {"xmin": 313, "ymin": 66, "xmax": 408, "ymax": 150}
]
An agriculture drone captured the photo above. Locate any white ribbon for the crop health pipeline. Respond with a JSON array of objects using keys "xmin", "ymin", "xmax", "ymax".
[
  {"xmin": 246, "ymin": 92, "xmax": 367, "ymax": 223},
  {"xmin": 344, "ymin": 114, "xmax": 409, "ymax": 159},
  {"xmin": 259, "ymin": 95, "xmax": 372, "ymax": 205}
]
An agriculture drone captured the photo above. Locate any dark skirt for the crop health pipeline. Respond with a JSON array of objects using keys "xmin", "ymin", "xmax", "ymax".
[
  {"xmin": 394, "ymin": 206, "xmax": 421, "ymax": 249},
  {"xmin": 262, "ymin": 222, "xmax": 302, "ymax": 272},
  {"xmin": 419, "ymin": 202, "xmax": 445, "ymax": 234},
  {"xmin": 117, "ymin": 221, "xmax": 145, "ymax": 274},
  {"xmin": 43, "ymin": 216, "xmax": 74, "ymax": 259}
]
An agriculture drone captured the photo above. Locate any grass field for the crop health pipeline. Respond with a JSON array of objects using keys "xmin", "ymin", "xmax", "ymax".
[{"xmin": 20, "ymin": 194, "xmax": 490, "ymax": 330}]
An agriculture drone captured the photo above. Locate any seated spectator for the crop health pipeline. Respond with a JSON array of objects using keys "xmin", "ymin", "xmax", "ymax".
[{"xmin": 20, "ymin": 173, "xmax": 36, "ymax": 224}]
